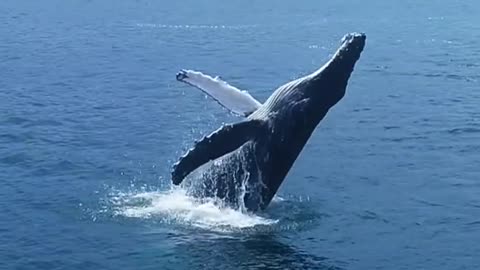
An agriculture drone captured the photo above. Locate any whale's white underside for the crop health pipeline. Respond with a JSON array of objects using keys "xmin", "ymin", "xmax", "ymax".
[{"xmin": 177, "ymin": 69, "xmax": 262, "ymax": 116}]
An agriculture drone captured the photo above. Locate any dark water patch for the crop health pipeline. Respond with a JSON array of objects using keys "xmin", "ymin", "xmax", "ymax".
[
  {"xmin": 396, "ymin": 161, "xmax": 416, "ymax": 169},
  {"xmin": 30, "ymin": 101, "xmax": 47, "ymax": 107},
  {"xmin": 0, "ymin": 132, "xmax": 35, "ymax": 143},
  {"xmin": 420, "ymin": 58, "xmax": 449, "ymax": 67},
  {"xmin": 413, "ymin": 117, "xmax": 434, "ymax": 124},
  {"xmin": 448, "ymin": 98, "xmax": 463, "ymax": 103},
  {"xmin": 358, "ymin": 175, "xmax": 380, "ymax": 186},
  {"xmin": 356, "ymin": 210, "xmax": 389, "ymax": 223},
  {"xmin": 468, "ymin": 203, "xmax": 480, "ymax": 209},
  {"xmin": 165, "ymin": 232, "xmax": 344, "ymax": 270},
  {"xmin": 0, "ymin": 152, "xmax": 31, "ymax": 166},
  {"xmin": 49, "ymin": 81, "xmax": 70, "ymax": 88},
  {"xmin": 447, "ymin": 127, "xmax": 480, "ymax": 134},
  {"xmin": 383, "ymin": 125, "xmax": 400, "ymax": 130},
  {"xmin": 381, "ymin": 135, "xmax": 429, "ymax": 143},
  {"xmin": 466, "ymin": 220, "xmax": 480, "ymax": 226},
  {"xmin": 3, "ymin": 116, "xmax": 31, "ymax": 125},
  {"xmin": 435, "ymin": 216, "xmax": 463, "ymax": 226},
  {"xmin": 305, "ymin": 175, "xmax": 319, "ymax": 183},
  {"xmin": 352, "ymin": 107, "xmax": 372, "ymax": 112},
  {"xmin": 92, "ymin": 104, "xmax": 123, "ymax": 111},
  {"xmin": 29, "ymin": 167, "xmax": 51, "ymax": 177},
  {"xmin": 411, "ymin": 197, "xmax": 445, "ymax": 208},
  {"xmin": 47, "ymin": 160, "xmax": 87, "ymax": 176},
  {"xmin": 23, "ymin": 158, "xmax": 91, "ymax": 178},
  {"xmin": 427, "ymin": 98, "xmax": 442, "ymax": 106},
  {"xmin": 357, "ymin": 119, "xmax": 377, "ymax": 124},
  {"xmin": 445, "ymin": 74, "xmax": 469, "ymax": 81},
  {"xmin": 464, "ymin": 63, "xmax": 480, "ymax": 67},
  {"xmin": 451, "ymin": 182, "xmax": 469, "ymax": 188},
  {"xmin": 387, "ymin": 94, "xmax": 401, "ymax": 99},
  {"xmin": 24, "ymin": 119, "xmax": 63, "ymax": 128},
  {"xmin": 3, "ymin": 55, "xmax": 22, "ymax": 61}
]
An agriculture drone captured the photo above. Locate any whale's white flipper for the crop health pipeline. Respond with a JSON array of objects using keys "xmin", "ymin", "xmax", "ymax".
[{"xmin": 176, "ymin": 69, "xmax": 262, "ymax": 116}]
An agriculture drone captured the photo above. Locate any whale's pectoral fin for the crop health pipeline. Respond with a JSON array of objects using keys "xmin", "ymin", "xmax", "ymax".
[
  {"xmin": 171, "ymin": 119, "xmax": 266, "ymax": 185},
  {"xmin": 176, "ymin": 69, "xmax": 262, "ymax": 117}
]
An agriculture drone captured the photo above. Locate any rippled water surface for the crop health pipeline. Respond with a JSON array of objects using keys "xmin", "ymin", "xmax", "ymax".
[{"xmin": 1, "ymin": 0, "xmax": 479, "ymax": 269}]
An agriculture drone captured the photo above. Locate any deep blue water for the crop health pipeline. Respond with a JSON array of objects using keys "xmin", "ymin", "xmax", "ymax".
[{"xmin": 1, "ymin": 0, "xmax": 480, "ymax": 269}]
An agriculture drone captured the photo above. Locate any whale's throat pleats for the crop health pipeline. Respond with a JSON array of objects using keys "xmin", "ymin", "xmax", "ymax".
[{"xmin": 171, "ymin": 119, "xmax": 267, "ymax": 185}]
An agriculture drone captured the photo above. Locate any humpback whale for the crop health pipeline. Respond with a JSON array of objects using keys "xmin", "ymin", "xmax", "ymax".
[{"xmin": 172, "ymin": 32, "xmax": 366, "ymax": 211}]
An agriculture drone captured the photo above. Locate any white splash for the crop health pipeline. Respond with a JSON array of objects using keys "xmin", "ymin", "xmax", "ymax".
[{"xmin": 109, "ymin": 187, "xmax": 278, "ymax": 230}]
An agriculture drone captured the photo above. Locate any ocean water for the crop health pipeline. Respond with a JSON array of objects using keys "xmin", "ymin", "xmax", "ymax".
[{"xmin": 1, "ymin": 0, "xmax": 479, "ymax": 269}]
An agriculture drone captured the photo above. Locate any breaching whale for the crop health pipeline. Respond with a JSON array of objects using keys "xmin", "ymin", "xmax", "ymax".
[{"xmin": 171, "ymin": 32, "xmax": 366, "ymax": 211}]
